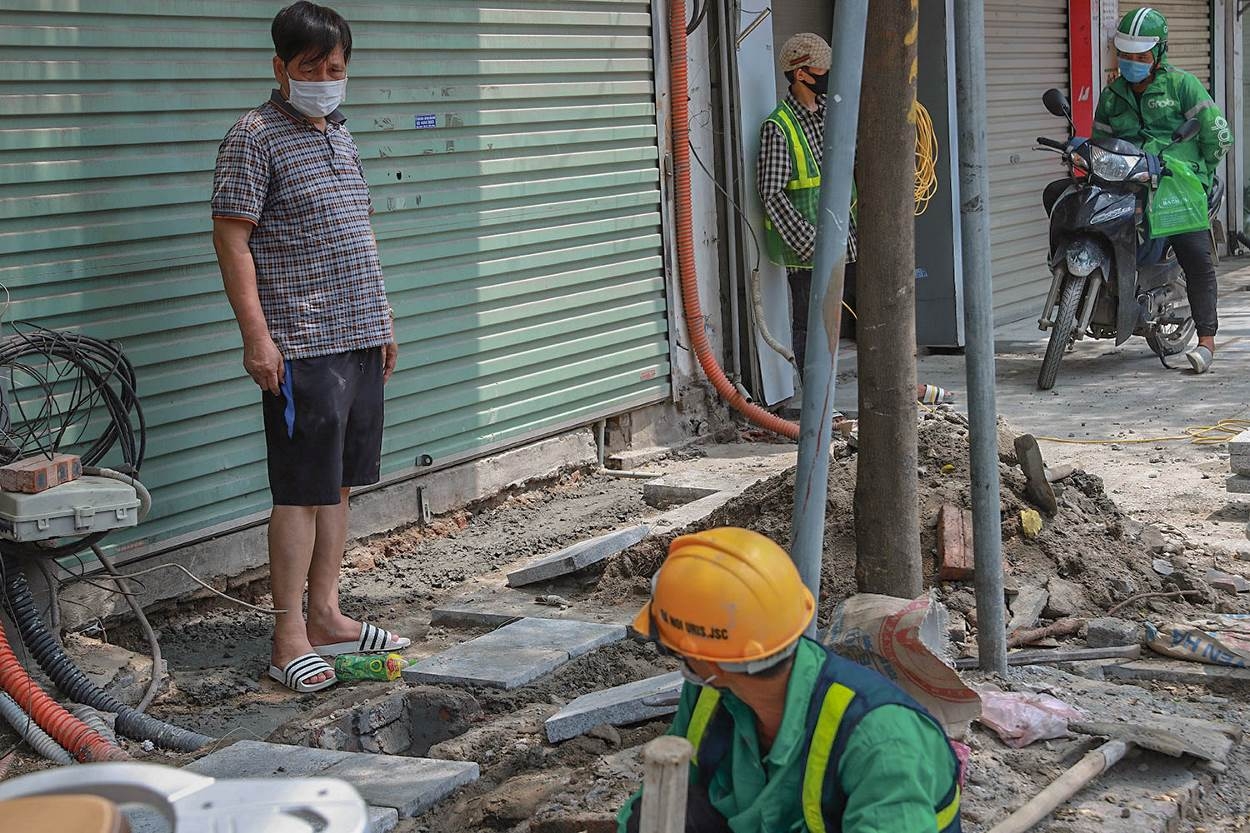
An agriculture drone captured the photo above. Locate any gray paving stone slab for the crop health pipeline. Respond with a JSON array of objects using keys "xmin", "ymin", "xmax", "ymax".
[
  {"xmin": 507, "ymin": 524, "xmax": 650, "ymax": 587},
  {"xmin": 323, "ymin": 755, "xmax": 479, "ymax": 818},
  {"xmin": 431, "ymin": 585, "xmax": 636, "ymax": 627},
  {"xmin": 404, "ymin": 618, "xmax": 626, "ymax": 689},
  {"xmin": 186, "ymin": 740, "xmax": 351, "ymax": 779},
  {"xmin": 545, "ymin": 671, "xmax": 684, "ymax": 743},
  {"xmin": 643, "ymin": 479, "xmax": 734, "ymax": 509},
  {"xmin": 369, "ymin": 806, "xmax": 400, "ymax": 833},
  {"xmin": 1228, "ymin": 474, "xmax": 1250, "ymax": 494}
]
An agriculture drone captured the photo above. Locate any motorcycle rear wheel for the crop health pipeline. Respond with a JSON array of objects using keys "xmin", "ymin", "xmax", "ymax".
[
  {"xmin": 1146, "ymin": 315, "xmax": 1196, "ymax": 357},
  {"xmin": 1038, "ymin": 273, "xmax": 1087, "ymax": 391}
]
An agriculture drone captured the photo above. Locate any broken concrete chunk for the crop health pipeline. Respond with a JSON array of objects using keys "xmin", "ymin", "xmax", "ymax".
[
  {"xmin": 1044, "ymin": 576, "xmax": 1084, "ymax": 618},
  {"xmin": 1140, "ymin": 524, "xmax": 1168, "ymax": 554},
  {"xmin": 1085, "ymin": 617, "xmax": 1142, "ymax": 649},
  {"xmin": 1205, "ymin": 569, "xmax": 1250, "ymax": 595},
  {"xmin": 1152, "ymin": 558, "xmax": 1175, "ymax": 577},
  {"xmin": 506, "ymin": 525, "xmax": 650, "ymax": 587},
  {"xmin": 544, "ymin": 672, "xmax": 683, "ymax": 743},
  {"xmin": 1109, "ymin": 576, "xmax": 1138, "ymax": 597},
  {"xmin": 1008, "ymin": 585, "xmax": 1049, "ymax": 633},
  {"xmin": 1236, "ymin": 544, "xmax": 1250, "ymax": 563}
]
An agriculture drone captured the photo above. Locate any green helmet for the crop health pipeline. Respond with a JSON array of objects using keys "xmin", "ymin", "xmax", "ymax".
[{"xmin": 1115, "ymin": 7, "xmax": 1168, "ymax": 62}]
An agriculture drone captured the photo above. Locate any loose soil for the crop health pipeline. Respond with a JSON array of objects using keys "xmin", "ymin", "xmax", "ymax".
[{"xmin": 4, "ymin": 420, "xmax": 1250, "ymax": 832}]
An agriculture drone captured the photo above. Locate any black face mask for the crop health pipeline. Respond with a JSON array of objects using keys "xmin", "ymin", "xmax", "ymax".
[{"xmin": 804, "ymin": 71, "xmax": 829, "ymax": 97}]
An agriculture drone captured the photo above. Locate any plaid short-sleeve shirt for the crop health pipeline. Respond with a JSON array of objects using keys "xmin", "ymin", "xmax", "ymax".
[{"xmin": 212, "ymin": 90, "xmax": 391, "ymax": 359}]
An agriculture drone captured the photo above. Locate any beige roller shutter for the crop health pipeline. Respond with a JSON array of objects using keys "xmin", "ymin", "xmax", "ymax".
[
  {"xmin": 1135, "ymin": 1, "xmax": 1212, "ymax": 91},
  {"xmin": 985, "ymin": 0, "xmax": 1071, "ymax": 325}
]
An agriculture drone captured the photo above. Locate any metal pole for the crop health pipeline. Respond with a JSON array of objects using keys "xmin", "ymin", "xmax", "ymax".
[
  {"xmin": 715, "ymin": 0, "xmax": 745, "ymax": 387},
  {"xmin": 954, "ymin": 0, "xmax": 1008, "ymax": 674},
  {"xmin": 789, "ymin": 0, "xmax": 868, "ymax": 630}
]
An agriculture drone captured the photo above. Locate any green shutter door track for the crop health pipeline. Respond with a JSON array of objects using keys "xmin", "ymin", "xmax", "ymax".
[{"xmin": 0, "ymin": 0, "xmax": 671, "ymax": 553}]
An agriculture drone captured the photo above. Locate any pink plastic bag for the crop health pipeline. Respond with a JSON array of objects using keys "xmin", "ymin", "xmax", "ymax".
[{"xmin": 977, "ymin": 689, "xmax": 1085, "ymax": 748}]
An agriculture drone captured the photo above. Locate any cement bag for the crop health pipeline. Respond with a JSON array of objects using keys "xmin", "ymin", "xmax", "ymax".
[
  {"xmin": 1145, "ymin": 614, "xmax": 1250, "ymax": 668},
  {"xmin": 823, "ymin": 592, "xmax": 982, "ymax": 738},
  {"xmin": 1148, "ymin": 159, "xmax": 1209, "ymax": 239}
]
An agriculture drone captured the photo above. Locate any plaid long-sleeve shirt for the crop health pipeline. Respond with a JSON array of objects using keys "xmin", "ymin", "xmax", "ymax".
[{"xmin": 757, "ymin": 93, "xmax": 858, "ymax": 269}]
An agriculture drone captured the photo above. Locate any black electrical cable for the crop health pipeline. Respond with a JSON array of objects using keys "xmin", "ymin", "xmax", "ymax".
[
  {"xmin": 2, "ymin": 566, "xmax": 211, "ymax": 752},
  {"xmin": 687, "ymin": 0, "xmax": 707, "ymax": 34},
  {"xmin": 0, "ymin": 325, "xmax": 144, "ymax": 560}
]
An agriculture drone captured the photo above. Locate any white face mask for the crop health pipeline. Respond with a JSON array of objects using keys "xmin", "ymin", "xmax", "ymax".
[
  {"xmin": 680, "ymin": 662, "xmax": 718, "ymax": 688},
  {"xmin": 286, "ymin": 77, "xmax": 347, "ymax": 118}
]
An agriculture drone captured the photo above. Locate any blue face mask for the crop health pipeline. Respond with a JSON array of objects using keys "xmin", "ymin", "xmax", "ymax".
[{"xmin": 1119, "ymin": 58, "xmax": 1153, "ymax": 84}]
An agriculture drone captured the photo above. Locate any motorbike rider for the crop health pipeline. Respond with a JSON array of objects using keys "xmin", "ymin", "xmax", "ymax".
[{"xmin": 1092, "ymin": 6, "xmax": 1233, "ymax": 373}]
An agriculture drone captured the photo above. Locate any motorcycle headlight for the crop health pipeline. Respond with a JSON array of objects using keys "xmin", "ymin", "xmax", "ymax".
[{"xmin": 1088, "ymin": 145, "xmax": 1141, "ymax": 182}]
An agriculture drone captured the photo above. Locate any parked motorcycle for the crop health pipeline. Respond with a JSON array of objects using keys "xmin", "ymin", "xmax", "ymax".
[{"xmin": 1033, "ymin": 88, "xmax": 1222, "ymax": 390}]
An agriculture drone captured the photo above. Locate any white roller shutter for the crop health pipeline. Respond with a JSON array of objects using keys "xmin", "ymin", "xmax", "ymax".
[
  {"xmin": 1144, "ymin": 1, "xmax": 1212, "ymax": 91},
  {"xmin": 985, "ymin": 0, "xmax": 1071, "ymax": 325}
]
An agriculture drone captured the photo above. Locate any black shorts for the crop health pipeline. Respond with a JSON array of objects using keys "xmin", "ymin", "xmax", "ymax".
[{"xmin": 262, "ymin": 347, "xmax": 385, "ymax": 506}]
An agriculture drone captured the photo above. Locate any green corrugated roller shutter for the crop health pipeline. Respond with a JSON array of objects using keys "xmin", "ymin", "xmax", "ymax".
[{"xmin": 0, "ymin": 1, "xmax": 671, "ymax": 552}]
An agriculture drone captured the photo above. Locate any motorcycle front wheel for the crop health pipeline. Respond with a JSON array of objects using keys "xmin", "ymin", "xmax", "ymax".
[{"xmin": 1037, "ymin": 273, "xmax": 1087, "ymax": 391}]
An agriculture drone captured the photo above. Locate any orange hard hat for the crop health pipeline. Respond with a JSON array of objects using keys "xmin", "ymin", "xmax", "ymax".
[{"xmin": 631, "ymin": 527, "xmax": 815, "ymax": 667}]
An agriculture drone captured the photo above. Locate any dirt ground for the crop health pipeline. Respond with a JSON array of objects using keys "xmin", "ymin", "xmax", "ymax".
[{"xmin": 5, "ymin": 410, "xmax": 1250, "ymax": 832}]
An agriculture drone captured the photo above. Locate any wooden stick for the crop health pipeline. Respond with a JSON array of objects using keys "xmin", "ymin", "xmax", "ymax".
[
  {"xmin": 988, "ymin": 740, "xmax": 1129, "ymax": 833},
  {"xmin": 1107, "ymin": 590, "xmax": 1202, "ymax": 616},
  {"xmin": 953, "ymin": 644, "xmax": 1140, "ymax": 670},
  {"xmin": 1007, "ymin": 617, "xmax": 1084, "ymax": 648},
  {"xmin": 639, "ymin": 735, "xmax": 694, "ymax": 833}
]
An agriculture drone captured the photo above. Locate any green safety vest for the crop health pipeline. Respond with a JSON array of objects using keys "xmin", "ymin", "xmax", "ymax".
[
  {"xmin": 762, "ymin": 101, "xmax": 857, "ymax": 271},
  {"xmin": 684, "ymin": 645, "xmax": 962, "ymax": 833}
]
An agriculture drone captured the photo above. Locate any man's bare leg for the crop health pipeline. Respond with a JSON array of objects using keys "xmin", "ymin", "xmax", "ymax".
[
  {"xmin": 269, "ymin": 504, "xmax": 333, "ymax": 685},
  {"xmin": 306, "ymin": 487, "xmax": 362, "ymax": 647}
]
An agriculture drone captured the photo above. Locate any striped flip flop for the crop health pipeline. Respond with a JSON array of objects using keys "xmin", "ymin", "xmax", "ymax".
[
  {"xmin": 268, "ymin": 652, "xmax": 337, "ymax": 694},
  {"xmin": 313, "ymin": 622, "xmax": 411, "ymax": 657}
]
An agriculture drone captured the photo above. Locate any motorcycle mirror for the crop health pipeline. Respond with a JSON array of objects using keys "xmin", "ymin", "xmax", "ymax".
[
  {"xmin": 1042, "ymin": 89, "xmax": 1072, "ymax": 118},
  {"xmin": 1171, "ymin": 118, "xmax": 1200, "ymax": 144}
]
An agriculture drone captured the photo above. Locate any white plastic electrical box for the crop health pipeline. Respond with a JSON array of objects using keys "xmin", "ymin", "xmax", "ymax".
[{"xmin": 0, "ymin": 476, "xmax": 141, "ymax": 542}]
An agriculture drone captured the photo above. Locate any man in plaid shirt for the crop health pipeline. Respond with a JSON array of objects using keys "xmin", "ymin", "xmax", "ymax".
[
  {"xmin": 211, "ymin": 1, "xmax": 408, "ymax": 694},
  {"xmin": 758, "ymin": 32, "xmax": 858, "ymax": 377}
]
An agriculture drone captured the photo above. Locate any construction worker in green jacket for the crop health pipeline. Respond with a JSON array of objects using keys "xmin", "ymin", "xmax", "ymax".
[
  {"xmin": 618, "ymin": 528, "xmax": 961, "ymax": 833},
  {"xmin": 1093, "ymin": 6, "xmax": 1233, "ymax": 374}
]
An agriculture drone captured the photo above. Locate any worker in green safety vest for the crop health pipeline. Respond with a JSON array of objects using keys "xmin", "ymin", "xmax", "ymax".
[
  {"xmin": 757, "ymin": 32, "xmax": 858, "ymax": 370},
  {"xmin": 756, "ymin": 33, "xmax": 954, "ymax": 410},
  {"xmin": 617, "ymin": 528, "xmax": 961, "ymax": 833},
  {"xmin": 1094, "ymin": 6, "xmax": 1233, "ymax": 373}
]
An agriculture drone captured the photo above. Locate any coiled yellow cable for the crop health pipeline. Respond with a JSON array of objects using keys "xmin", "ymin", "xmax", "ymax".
[{"xmin": 913, "ymin": 99, "xmax": 938, "ymax": 216}]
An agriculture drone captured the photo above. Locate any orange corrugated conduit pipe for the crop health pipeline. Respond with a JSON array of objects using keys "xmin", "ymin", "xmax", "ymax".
[
  {"xmin": 0, "ymin": 622, "xmax": 127, "ymax": 762},
  {"xmin": 668, "ymin": 0, "xmax": 800, "ymax": 441}
]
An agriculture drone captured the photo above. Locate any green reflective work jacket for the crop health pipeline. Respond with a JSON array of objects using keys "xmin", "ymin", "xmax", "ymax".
[
  {"xmin": 617, "ymin": 638, "xmax": 960, "ymax": 833},
  {"xmin": 1092, "ymin": 61, "xmax": 1232, "ymax": 190}
]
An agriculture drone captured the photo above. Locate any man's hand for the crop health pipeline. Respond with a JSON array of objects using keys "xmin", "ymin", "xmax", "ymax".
[
  {"xmin": 382, "ymin": 341, "xmax": 398, "ymax": 384},
  {"xmin": 243, "ymin": 334, "xmax": 285, "ymax": 395}
]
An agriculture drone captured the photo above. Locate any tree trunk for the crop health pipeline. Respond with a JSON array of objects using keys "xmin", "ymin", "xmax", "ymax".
[{"xmin": 853, "ymin": 0, "xmax": 923, "ymax": 596}]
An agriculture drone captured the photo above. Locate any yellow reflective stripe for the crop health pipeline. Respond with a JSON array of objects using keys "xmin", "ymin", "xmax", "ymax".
[
  {"xmin": 786, "ymin": 175, "xmax": 822, "ymax": 190},
  {"xmin": 801, "ymin": 683, "xmax": 857, "ymax": 833},
  {"xmin": 770, "ymin": 106, "xmax": 820, "ymax": 187},
  {"xmin": 936, "ymin": 784, "xmax": 961, "ymax": 830},
  {"xmin": 685, "ymin": 687, "xmax": 721, "ymax": 756}
]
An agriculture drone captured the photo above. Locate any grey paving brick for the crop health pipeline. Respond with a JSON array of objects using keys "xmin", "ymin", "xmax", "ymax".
[
  {"xmin": 545, "ymin": 672, "xmax": 684, "ymax": 743},
  {"xmin": 323, "ymin": 755, "xmax": 479, "ymax": 818},
  {"xmin": 186, "ymin": 740, "xmax": 351, "ymax": 779},
  {"xmin": 507, "ymin": 524, "xmax": 650, "ymax": 587},
  {"xmin": 404, "ymin": 618, "xmax": 626, "ymax": 689},
  {"xmin": 369, "ymin": 806, "xmax": 400, "ymax": 833},
  {"xmin": 1227, "ymin": 474, "xmax": 1250, "ymax": 494}
]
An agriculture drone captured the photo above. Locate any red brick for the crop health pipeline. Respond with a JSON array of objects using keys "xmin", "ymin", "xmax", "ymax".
[
  {"xmin": 938, "ymin": 504, "xmax": 975, "ymax": 582},
  {"xmin": 0, "ymin": 454, "xmax": 82, "ymax": 494}
]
